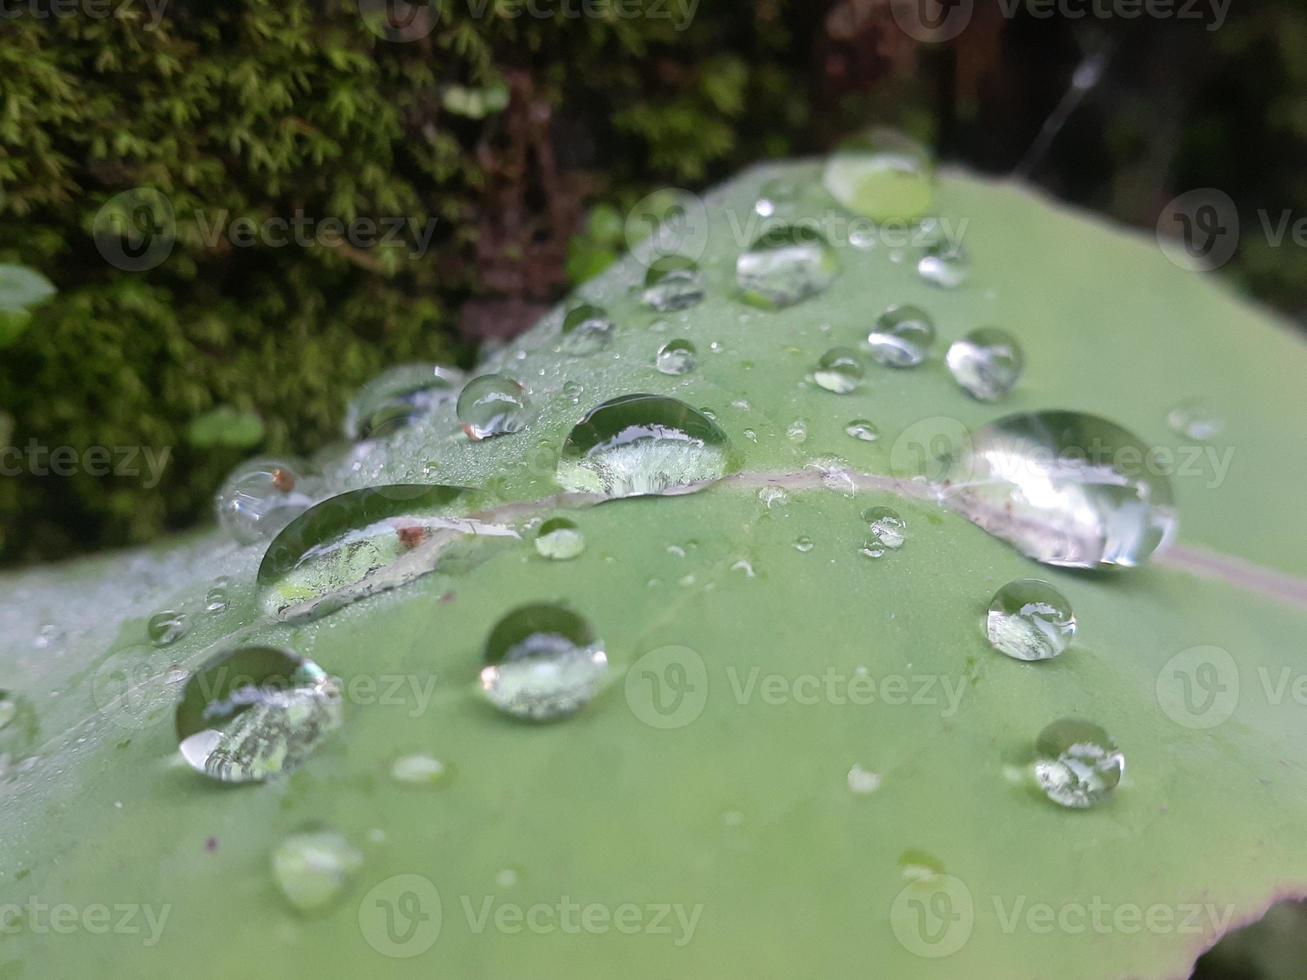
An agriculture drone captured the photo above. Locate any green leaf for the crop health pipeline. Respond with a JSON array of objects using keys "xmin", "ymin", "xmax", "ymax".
[
  {"xmin": 0, "ymin": 264, "xmax": 56, "ymax": 313},
  {"xmin": 185, "ymin": 406, "xmax": 267, "ymax": 449},
  {"xmin": 2, "ymin": 163, "xmax": 1306, "ymax": 980}
]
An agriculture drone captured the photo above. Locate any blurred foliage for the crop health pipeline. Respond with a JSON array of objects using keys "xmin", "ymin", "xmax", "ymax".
[{"xmin": 1, "ymin": 0, "xmax": 1305, "ymax": 565}]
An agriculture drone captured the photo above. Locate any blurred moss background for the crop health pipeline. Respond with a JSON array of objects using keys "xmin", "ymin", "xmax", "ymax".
[{"xmin": 1, "ymin": 0, "xmax": 1305, "ymax": 565}]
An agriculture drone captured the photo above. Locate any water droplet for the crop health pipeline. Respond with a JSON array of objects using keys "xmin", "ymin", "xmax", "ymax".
[
  {"xmin": 205, "ymin": 579, "xmax": 230, "ymax": 615},
  {"xmin": 986, "ymin": 579, "xmax": 1076, "ymax": 662},
  {"xmin": 758, "ymin": 486, "xmax": 788, "ymax": 509},
  {"xmin": 822, "ymin": 128, "xmax": 933, "ymax": 223},
  {"xmin": 1167, "ymin": 399, "xmax": 1224, "ymax": 441},
  {"xmin": 562, "ymin": 380, "xmax": 584, "ymax": 403},
  {"xmin": 918, "ymin": 241, "xmax": 970, "ymax": 289},
  {"xmin": 793, "ymin": 536, "xmax": 814, "ymax": 553},
  {"xmin": 257, "ymin": 485, "xmax": 515, "ymax": 620},
  {"xmin": 560, "ymin": 303, "xmax": 615, "ymax": 356},
  {"xmin": 867, "ymin": 304, "xmax": 935, "ymax": 367},
  {"xmin": 215, "ymin": 457, "xmax": 319, "ymax": 545},
  {"xmin": 344, "ymin": 363, "xmax": 463, "ymax": 440},
  {"xmin": 32, "ymin": 624, "xmax": 63, "ymax": 651},
  {"xmin": 786, "ymin": 419, "xmax": 809, "ymax": 444},
  {"xmin": 271, "ymin": 830, "xmax": 363, "ymax": 913},
  {"xmin": 730, "ymin": 559, "xmax": 756, "ymax": 577},
  {"xmin": 175, "ymin": 646, "xmax": 342, "ymax": 783},
  {"xmin": 898, "ymin": 850, "xmax": 945, "ymax": 881},
  {"xmin": 457, "ymin": 374, "xmax": 530, "ymax": 441},
  {"xmin": 390, "ymin": 753, "xmax": 448, "ymax": 785},
  {"xmin": 641, "ymin": 256, "xmax": 705, "ymax": 312},
  {"xmin": 845, "ymin": 418, "xmax": 879, "ymax": 442},
  {"xmin": 535, "ymin": 517, "xmax": 585, "ymax": 561},
  {"xmin": 736, "ymin": 224, "xmax": 839, "ymax": 309},
  {"xmin": 1033, "ymin": 719, "xmax": 1123, "ymax": 809},
  {"xmin": 556, "ymin": 395, "xmax": 734, "ymax": 499},
  {"xmin": 478, "ymin": 604, "xmax": 608, "ymax": 721},
  {"xmin": 941, "ymin": 411, "xmax": 1177, "ymax": 569},
  {"xmin": 753, "ymin": 175, "xmax": 803, "ymax": 219},
  {"xmin": 147, "ymin": 610, "xmax": 188, "ymax": 647},
  {"xmin": 655, "ymin": 338, "xmax": 697, "ymax": 376},
  {"xmin": 847, "ymin": 764, "xmax": 881, "ymax": 795},
  {"xmin": 861, "ymin": 507, "xmax": 906, "ymax": 556},
  {"xmin": 813, "ymin": 347, "xmax": 864, "ymax": 394},
  {"xmin": 946, "ymin": 327, "xmax": 1024, "ymax": 401}
]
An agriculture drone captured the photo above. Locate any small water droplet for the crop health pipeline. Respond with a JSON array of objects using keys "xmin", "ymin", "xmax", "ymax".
[
  {"xmin": 205, "ymin": 579, "xmax": 230, "ymax": 615},
  {"xmin": 556, "ymin": 395, "xmax": 734, "ymax": 499},
  {"xmin": 642, "ymin": 256, "xmax": 705, "ymax": 312},
  {"xmin": 560, "ymin": 303, "xmax": 615, "ymax": 356},
  {"xmin": 216, "ymin": 457, "xmax": 319, "ymax": 545},
  {"xmin": 1033, "ymin": 719, "xmax": 1123, "ymax": 809},
  {"xmin": 535, "ymin": 517, "xmax": 585, "ymax": 561},
  {"xmin": 847, "ymin": 764, "xmax": 881, "ymax": 795},
  {"xmin": 390, "ymin": 753, "xmax": 448, "ymax": 785},
  {"xmin": 946, "ymin": 327, "xmax": 1024, "ymax": 401},
  {"xmin": 861, "ymin": 507, "xmax": 906, "ymax": 554},
  {"xmin": 175, "ymin": 646, "xmax": 342, "ymax": 783},
  {"xmin": 823, "ymin": 128, "xmax": 934, "ymax": 223},
  {"xmin": 986, "ymin": 579, "xmax": 1076, "ymax": 662},
  {"xmin": 867, "ymin": 304, "xmax": 935, "ymax": 367},
  {"xmin": 32, "ymin": 624, "xmax": 64, "ymax": 651},
  {"xmin": 1167, "ymin": 399, "xmax": 1224, "ymax": 441},
  {"xmin": 730, "ymin": 559, "xmax": 756, "ymax": 577},
  {"xmin": 754, "ymin": 175, "xmax": 802, "ymax": 219},
  {"xmin": 786, "ymin": 419, "xmax": 809, "ymax": 444},
  {"xmin": 793, "ymin": 536, "xmax": 814, "ymax": 553},
  {"xmin": 344, "ymin": 363, "xmax": 463, "ymax": 440},
  {"xmin": 758, "ymin": 486, "xmax": 788, "ymax": 509},
  {"xmin": 736, "ymin": 224, "xmax": 839, "ymax": 309},
  {"xmin": 655, "ymin": 338, "xmax": 697, "ymax": 376},
  {"xmin": 147, "ymin": 610, "xmax": 188, "ymax": 647},
  {"xmin": 271, "ymin": 830, "xmax": 363, "ymax": 913},
  {"xmin": 813, "ymin": 347, "xmax": 864, "ymax": 394},
  {"xmin": 845, "ymin": 418, "xmax": 879, "ymax": 442},
  {"xmin": 457, "ymin": 374, "xmax": 530, "ymax": 441},
  {"xmin": 562, "ymin": 380, "xmax": 584, "ymax": 403},
  {"xmin": 479, "ymin": 604, "xmax": 608, "ymax": 721},
  {"xmin": 917, "ymin": 241, "xmax": 970, "ymax": 289},
  {"xmin": 898, "ymin": 850, "xmax": 945, "ymax": 881}
]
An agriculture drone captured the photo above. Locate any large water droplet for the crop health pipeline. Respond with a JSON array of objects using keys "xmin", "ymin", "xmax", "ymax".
[
  {"xmin": 1033, "ymin": 719, "xmax": 1123, "ymax": 809},
  {"xmin": 175, "ymin": 646, "xmax": 342, "ymax": 783},
  {"xmin": 946, "ymin": 327, "xmax": 1023, "ymax": 401},
  {"xmin": 986, "ymin": 579, "xmax": 1075, "ymax": 661},
  {"xmin": 534, "ymin": 517, "xmax": 585, "ymax": 560},
  {"xmin": 344, "ymin": 363, "xmax": 463, "ymax": 440},
  {"xmin": 867, "ymin": 304, "xmax": 934, "ymax": 367},
  {"xmin": 215, "ymin": 457, "xmax": 319, "ymax": 545},
  {"xmin": 822, "ymin": 128, "xmax": 933, "ymax": 223},
  {"xmin": 736, "ymin": 225, "xmax": 839, "ymax": 309},
  {"xmin": 940, "ymin": 411, "xmax": 1177, "ymax": 568},
  {"xmin": 1167, "ymin": 399, "xmax": 1224, "ymax": 441},
  {"xmin": 457, "ymin": 374, "xmax": 530, "ymax": 441},
  {"xmin": 560, "ymin": 303, "xmax": 615, "ymax": 356},
  {"xmin": 478, "ymin": 604, "xmax": 608, "ymax": 721},
  {"xmin": 655, "ymin": 338, "xmax": 697, "ymax": 376},
  {"xmin": 642, "ymin": 256, "xmax": 705, "ymax": 312},
  {"xmin": 813, "ymin": 347, "xmax": 864, "ymax": 394},
  {"xmin": 556, "ymin": 395, "xmax": 733, "ymax": 499},
  {"xmin": 257, "ymin": 485, "xmax": 516, "ymax": 620},
  {"xmin": 918, "ymin": 241, "xmax": 970, "ymax": 289},
  {"xmin": 272, "ymin": 830, "xmax": 363, "ymax": 913}
]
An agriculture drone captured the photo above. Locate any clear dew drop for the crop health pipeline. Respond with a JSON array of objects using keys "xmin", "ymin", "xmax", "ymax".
[
  {"xmin": 940, "ymin": 410, "xmax": 1178, "ymax": 569},
  {"xmin": 867, "ymin": 304, "xmax": 935, "ymax": 367},
  {"xmin": 918, "ymin": 241, "xmax": 971, "ymax": 289},
  {"xmin": 271, "ymin": 830, "xmax": 363, "ymax": 913},
  {"xmin": 205, "ymin": 579, "xmax": 230, "ymax": 615},
  {"xmin": 845, "ymin": 418, "xmax": 879, "ymax": 442},
  {"xmin": 793, "ymin": 536, "xmax": 814, "ymax": 553},
  {"xmin": 147, "ymin": 610, "xmax": 189, "ymax": 647},
  {"xmin": 641, "ymin": 256, "xmax": 705, "ymax": 312},
  {"xmin": 215, "ymin": 456, "xmax": 319, "ymax": 546},
  {"xmin": 861, "ymin": 507, "xmax": 906, "ymax": 557},
  {"xmin": 758, "ymin": 486, "xmax": 788, "ymax": 509},
  {"xmin": 786, "ymin": 419, "xmax": 809, "ymax": 444},
  {"xmin": 478, "ymin": 603, "xmax": 608, "ymax": 722},
  {"xmin": 946, "ymin": 327, "xmax": 1024, "ymax": 401},
  {"xmin": 175, "ymin": 646, "xmax": 342, "ymax": 784},
  {"xmin": 390, "ymin": 753, "xmax": 448, "ymax": 786},
  {"xmin": 822, "ymin": 127, "xmax": 934, "ymax": 223},
  {"xmin": 813, "ymin": 347, "xmax": 864, "ymax": 394},
  {"xmin": 986, "ymin": 579, "xmax": 1076, "ymax": 662},
  {"xmin": 457, "ymin": 374, "xmax": 530, "ymax": 441},
  {"xmin": 560, "ymin": 303, "xmax": 615, "ymax": 356},
  {"xmin": 343, "ymin": 363, "xmax": 463, "ymax": 440},
  {"xmin": 556, "ymin": 394, "xmax": 733, "ymax": 499},
  {"xmin": 753, "ymin": 175, "xmax": 803, "ymax": 219},
  {"xmin": 1033, "ymin": 718, "xmax": 1124, "ymax": 809},
  {"xmin": 655, "ymin": 338, "xmax": 697, "ymax": 376},
  {"xmin": 736, "ymin": 224, "xmax": 839, "ymax": 310},
  {"xmin": 534, "ymin": 517, "xmax": 585, "ymax": 561},
  {"xmin": 1167, "ymin": 399, "xmax": 1224, "ymax": 441}
]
